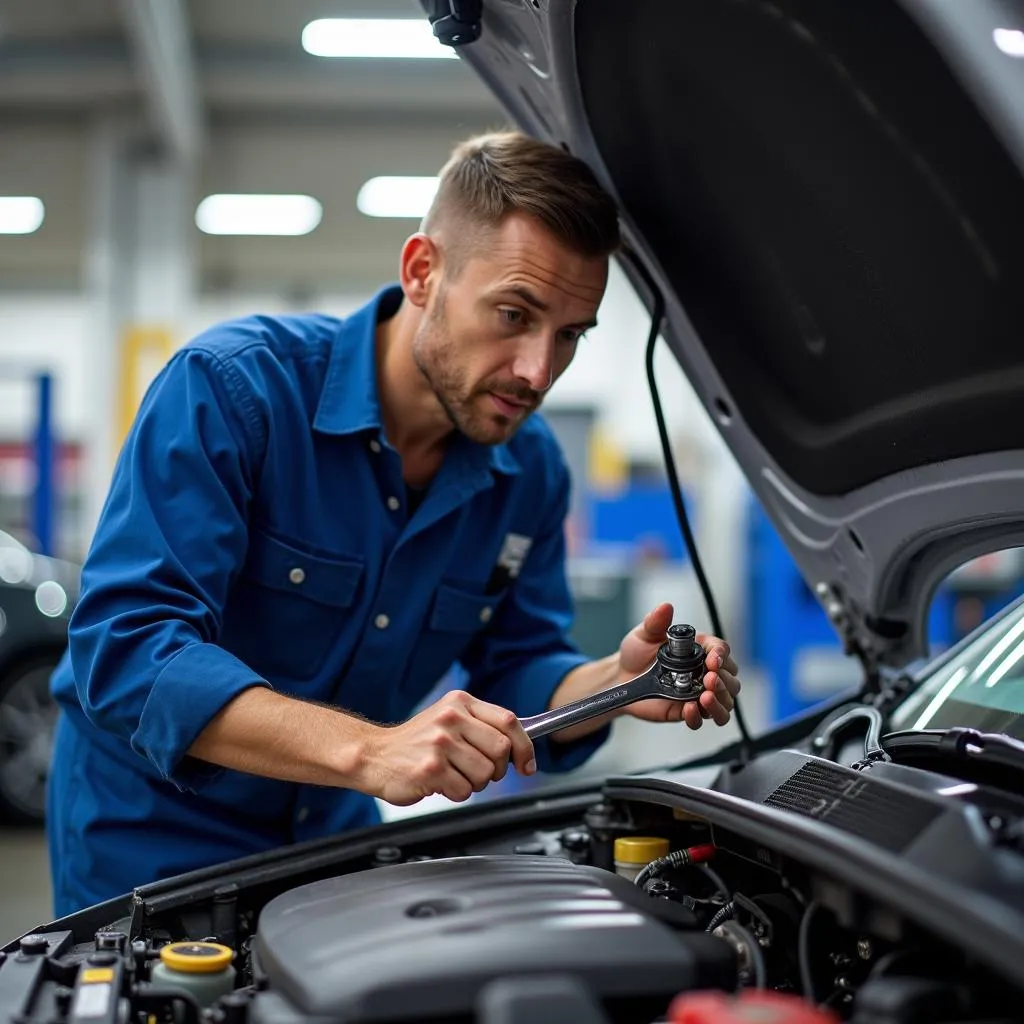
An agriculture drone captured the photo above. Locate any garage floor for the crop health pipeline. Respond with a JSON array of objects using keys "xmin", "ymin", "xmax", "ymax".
[{"xmin": 0, "ymin": 679, "xmax": 768, "ymax": 943}]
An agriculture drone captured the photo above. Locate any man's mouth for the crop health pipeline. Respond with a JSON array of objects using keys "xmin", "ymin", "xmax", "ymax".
[{"xmin": 489, "ymin": 392, "xmax": 533, "ymax": 417}]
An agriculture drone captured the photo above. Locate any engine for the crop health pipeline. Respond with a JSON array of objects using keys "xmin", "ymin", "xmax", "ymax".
[
  {"xmin": 251, "ymin": 855, "xmax": 733, "ymax": 1022},
  {"xmin": 3, "ymin": 772, "xmax": 1021, "ymax": 1024}
]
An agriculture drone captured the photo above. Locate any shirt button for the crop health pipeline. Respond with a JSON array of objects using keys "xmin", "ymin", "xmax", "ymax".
[
  {"xmin": 374, "ymin": 613, "xmax": 390, "ymax": 630},
  {"xmin": 479, "ymin": 606, "xmax": 493, "ymax": 623},
  {"xmin": 386, "ymin": 496, "xmax": 400, "ymax": 511},
  {"xmin": 289, "ymin": 567, "xmax": 305, "ymax": 585},
  {"xmin": 368, "ymin": 439, "xmax": 382, "ymax": 454},
  {"xmin": 296, "ymin": 806, "xmax": 309, "ymax": 823}
]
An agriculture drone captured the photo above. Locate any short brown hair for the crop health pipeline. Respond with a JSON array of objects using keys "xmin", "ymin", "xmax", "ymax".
[{"xmin": 423, "ymin": 131, "xmax": 620, "ymax": 264}]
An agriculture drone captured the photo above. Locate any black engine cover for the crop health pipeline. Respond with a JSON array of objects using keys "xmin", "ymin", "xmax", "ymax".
[{"xmin": 252, "ymin": 855, "xmax": 735, "ymax": 1022}]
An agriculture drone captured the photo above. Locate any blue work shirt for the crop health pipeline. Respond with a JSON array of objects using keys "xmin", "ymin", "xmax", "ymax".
[{"xmin": 47, "ymin": 284, "xmax": 609, "ymax": 917}]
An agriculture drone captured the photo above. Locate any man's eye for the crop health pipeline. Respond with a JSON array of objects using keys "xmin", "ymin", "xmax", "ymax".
[
  {"xmin": 560, "ymin": 329, "xmax": 584, "ymax": 344},
  {"xmin": 499, "ymin": 308, "xmax": 524, "ymax": 326}
]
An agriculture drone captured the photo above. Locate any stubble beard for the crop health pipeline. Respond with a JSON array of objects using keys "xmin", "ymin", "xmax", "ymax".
[{"xmin": 412, "ymin": 296, "xmax": 527, "ymax": 446}]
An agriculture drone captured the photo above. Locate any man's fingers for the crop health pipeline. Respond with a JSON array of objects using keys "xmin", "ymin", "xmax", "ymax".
[
  {"xmin": 469, "ymin": 699, "xmax": 536, "ymax": 775},
  {"xmin": 702, "ymin": 670, "xmax": 739, "ymax": 711},
  {"xmin": 703, "ymin": 643, "xmax": 738, "ymax": 677},
  {"xmin": 457, "ymin": 714, "xmax": 514, "ymax": 772},
  {"xmin": 717, "ymin": 680, "xmax": 734, "ymax": 712},
  {"xmin": 707, "ymin": 668, "xmax": 740, "ymax": 704},
  {"xmin": 666, "ymin": 699, "xmax": 687, "ymax": 723},
  {"xmin": 720, "ymin": 669, "xmax": 741, "ymax": 700},
  {"xmin": 712, "ymin": 653, "xmax": 739, "ymax": 677},
  {"xmin": 702, "ymin": 672, "xmax": 734, "ymax": 711},
  {"xmin": 683, "ymin": 702, "xmax": 703, "ymax": 729},
  {"xmin": 440, "ymin": 767, "xmax": 477, "ymax": 803},
  {"xmin": 637, "ymin": 602, "xmax": 674, "ymax": 643},
  {"xmin": 700, "ymin": 689, "xmax": 731, "ymax": 727},
  {"xmin": 448, "ymin": 740, "xmax": 503, "ymax": 793}
]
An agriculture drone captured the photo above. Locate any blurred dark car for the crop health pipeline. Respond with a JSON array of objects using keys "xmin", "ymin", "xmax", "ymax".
[{"xmin": 0, "ymin": 529, "xmax": 78, "ymax": 824}]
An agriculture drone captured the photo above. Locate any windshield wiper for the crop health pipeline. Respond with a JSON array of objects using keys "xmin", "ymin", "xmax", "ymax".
[{"xmin": 882, "ymin": 727, "xmax": 1024, "ymax": 782}]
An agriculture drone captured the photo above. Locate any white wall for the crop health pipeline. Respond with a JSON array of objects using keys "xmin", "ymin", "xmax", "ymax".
[{"xmin": 0, "ymin": 295, "xmax": 92, "ymax": 439}]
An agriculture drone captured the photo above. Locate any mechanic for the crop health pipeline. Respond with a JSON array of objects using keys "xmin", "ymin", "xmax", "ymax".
[{"xmin": 46, "ymin": 131, "xmax": 742, "ymax": 917}]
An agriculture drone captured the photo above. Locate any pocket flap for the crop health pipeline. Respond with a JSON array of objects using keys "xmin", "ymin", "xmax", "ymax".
[
  {"xmin": 429, "ymin": 583, "xmax": 501, "ymax": 634},
  {"xmin": 244, "ymin": 531, "xmax": 364, "ymax": 608}
]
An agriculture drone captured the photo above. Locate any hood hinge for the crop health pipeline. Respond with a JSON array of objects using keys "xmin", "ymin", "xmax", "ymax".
[{"xmin": 815, "ymin": 581, "xmax": 882, "ymax": 695}]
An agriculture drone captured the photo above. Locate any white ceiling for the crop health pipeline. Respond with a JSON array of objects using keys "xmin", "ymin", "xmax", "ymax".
[{"xmin": 0, "ymin": 0, "xmax": 508, "ymax": 292}]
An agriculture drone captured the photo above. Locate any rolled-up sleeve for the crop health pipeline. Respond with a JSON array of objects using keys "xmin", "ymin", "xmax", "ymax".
[
  {"xmin": 461, "ymin": 459, "xmax": 609, "ymax": 773},
  {"xmin": 68, "ymin": 347, "xmax": 270, "ymax": 791}
]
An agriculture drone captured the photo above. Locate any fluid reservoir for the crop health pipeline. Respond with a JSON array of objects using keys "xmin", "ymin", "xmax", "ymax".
[
  {"xmin": 150, "ymin": 942, "xmax": 236, "ymax": 1007},
  {"xmin": 613, "ymin": 836, "xmax": 669, "ymax": 881}
]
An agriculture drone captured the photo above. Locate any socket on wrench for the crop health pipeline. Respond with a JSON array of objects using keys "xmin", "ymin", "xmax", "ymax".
[{"xmin": 520, "ymin": 624, "xmax": 706, "ymax": 740}]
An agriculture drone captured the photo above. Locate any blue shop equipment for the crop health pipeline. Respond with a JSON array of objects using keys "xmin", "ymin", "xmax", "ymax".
[
  {"xmin": 34, "ymin": 372, "xmax": 55, "ymax": 556},
  {"xmin": 0, "ymin": 367, "xmax": 57, "ymax": 555},
  {"xmin": 586, "ymin": 482, "xmax": 694, "ymax": 564}
]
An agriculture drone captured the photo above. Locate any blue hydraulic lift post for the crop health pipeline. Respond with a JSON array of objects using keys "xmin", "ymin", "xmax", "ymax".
[{"xmin": 33, "ymin": 371, "xmax": 55, "ymax": 556}]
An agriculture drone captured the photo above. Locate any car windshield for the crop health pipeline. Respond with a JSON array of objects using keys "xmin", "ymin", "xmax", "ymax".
[{"xmin": 888, "ymin": 597, "xmax": 1024, "ymax": 741}]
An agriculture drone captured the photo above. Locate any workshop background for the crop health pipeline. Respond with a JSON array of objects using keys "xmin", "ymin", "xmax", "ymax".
[{"xmin": 1, "ymin": 0, "xmax": 1022, "ymax": 932}]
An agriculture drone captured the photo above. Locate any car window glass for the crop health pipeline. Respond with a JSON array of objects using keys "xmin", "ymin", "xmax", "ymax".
[{"xmin": 890, "ymin": 548, "xmax": 1024, "ymax": 736}]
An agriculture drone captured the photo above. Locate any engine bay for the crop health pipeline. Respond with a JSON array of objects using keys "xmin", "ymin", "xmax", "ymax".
[{"xmin": 4, "ymin": 750, "xmax": 1024, "ymax": 1024}]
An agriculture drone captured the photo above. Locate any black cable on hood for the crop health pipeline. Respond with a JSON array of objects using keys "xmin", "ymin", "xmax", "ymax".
[{"xmin": 624, "ymin": 249, "xmax": 754, "ymax": 761}]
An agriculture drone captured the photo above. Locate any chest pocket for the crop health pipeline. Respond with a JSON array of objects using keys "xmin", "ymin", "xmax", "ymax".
[
  {"xmin": 222, "ymin": 529, "xmax": 365, "ymax": 684},
  {"xmin": 429, "ymin": 583, "xmax": 503, "ymax": 633},
  {"xmin": 400, "ymin": 582, "xmax": 507, "ymax": 709}
]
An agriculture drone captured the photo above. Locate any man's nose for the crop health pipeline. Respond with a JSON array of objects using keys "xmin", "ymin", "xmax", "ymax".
[{"xmin": 511, "ymin": 331, "xmax": 555, "ymax": 392}]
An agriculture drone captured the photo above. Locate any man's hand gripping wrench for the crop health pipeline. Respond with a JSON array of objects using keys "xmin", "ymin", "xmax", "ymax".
[{"xmin": 519, "ymin": 624, "xmax": 707, "ymax": 740}]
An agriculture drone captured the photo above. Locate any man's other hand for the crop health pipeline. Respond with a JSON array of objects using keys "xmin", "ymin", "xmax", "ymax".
[
  {"xmin": 617, "ymin": 602, "xmax": 742, "ymax": 730},
  {"xmin": 361, "ymin": 690, "xmax": 536, "ymax": 806}
]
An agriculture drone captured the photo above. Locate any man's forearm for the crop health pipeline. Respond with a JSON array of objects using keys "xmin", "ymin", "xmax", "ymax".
[
  {"xmin": 546, "ymin": 654, "xmax": 623, "ymax": 743},
  {"xmin": 187, "ymin": 686, "xmax": 373, "ymax": 789}
]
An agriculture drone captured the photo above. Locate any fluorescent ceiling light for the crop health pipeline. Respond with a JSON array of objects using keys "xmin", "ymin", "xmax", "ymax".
[
  {"xmin": 195, "ymin": 194, "xmax": 323, "ymax": 236},
  {"xmin": 994, "ymin": 28, "xmax": 1024, "ymax": 56},
  {"xmin": 0, "ymin": 196, "xmax": 45, "ymax": 234},
  {"xmin": 302, "ymin": 18, "xmax": 457, "ymax": 59},
  {"xmin": 357, "ymin": 176, "xmax": 440, "ymax": 219}
]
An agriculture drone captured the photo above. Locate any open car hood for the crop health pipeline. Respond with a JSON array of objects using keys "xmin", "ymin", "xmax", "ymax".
[{"xmin": 427, "ymin": 0, "xmax": 1024, "ymax": 670}]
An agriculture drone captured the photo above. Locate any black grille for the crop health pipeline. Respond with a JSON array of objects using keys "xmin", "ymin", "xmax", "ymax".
[{"xmin": 764, "ymin": 761, "xmax": 942, "ymax": 852}]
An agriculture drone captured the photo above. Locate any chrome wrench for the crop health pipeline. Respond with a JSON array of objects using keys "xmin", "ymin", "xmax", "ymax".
[{"xmin": 520, "ymin": 624, "xmax": 707, "ymax": 740}]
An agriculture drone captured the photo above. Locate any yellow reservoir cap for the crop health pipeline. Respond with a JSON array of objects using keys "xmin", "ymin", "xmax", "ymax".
[
  {"xmin": 613, "ymin": 836, "xmax": 670, "ymax": 865},
  {"xmin": 159, "ymin": 942, "xmax": 233, "ymax": 974},
  {"xmin": 80, "ymin": 968, "xmax": 114, "ymax": 984}
]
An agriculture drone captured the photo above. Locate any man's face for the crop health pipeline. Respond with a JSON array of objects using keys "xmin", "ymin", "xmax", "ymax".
[{"xmin": 412, "ymin": 213, "xmax": 608, "ymax": 446}]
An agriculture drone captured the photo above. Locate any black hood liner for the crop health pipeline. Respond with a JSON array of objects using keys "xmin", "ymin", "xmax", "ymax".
[{"xmin": 576, "ymin": 0, "xmax": 1024, "ymax": 496}]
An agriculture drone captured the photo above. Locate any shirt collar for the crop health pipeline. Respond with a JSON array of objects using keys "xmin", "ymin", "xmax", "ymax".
[{"xmin": 314, "ymin": 284, "xmax": 521, "ymax": 476}]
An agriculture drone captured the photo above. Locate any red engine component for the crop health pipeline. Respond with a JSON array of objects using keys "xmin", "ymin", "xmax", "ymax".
[
  {"xmin": 684, "ymin": 843, "xmax": 717, "ymax": 863},
  {"xmin": 668, "ymin": 990, "xmax": 840, "ymax": 1024}
]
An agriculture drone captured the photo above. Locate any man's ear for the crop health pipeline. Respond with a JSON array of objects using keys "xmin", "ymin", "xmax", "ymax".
[{"xmin": 399, "ymin": 233, "xmax": 440, "ymax": 309}]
